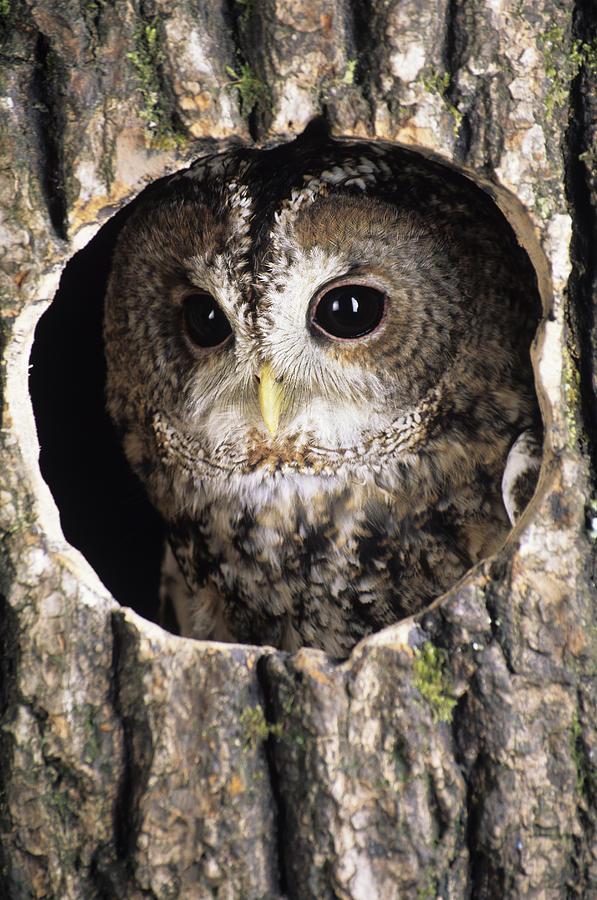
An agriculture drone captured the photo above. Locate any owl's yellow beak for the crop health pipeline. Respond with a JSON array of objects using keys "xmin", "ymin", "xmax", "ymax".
[{"xmin": 257, "ymin": 364, "xmax": 285, "ymax": 436}]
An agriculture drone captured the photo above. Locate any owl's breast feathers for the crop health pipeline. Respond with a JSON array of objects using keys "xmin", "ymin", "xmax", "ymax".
[
  {"xmin": 162, "ymin": 452, "xmax": 512, "ymax": 657},
  {"xmin": 149, "ymin": 397, "xmax": 525, "ymax": 657}
]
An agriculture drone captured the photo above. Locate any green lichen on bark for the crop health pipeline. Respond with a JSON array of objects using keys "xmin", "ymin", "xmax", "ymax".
[
  {"xmin": 571, "ymin": 712, "xmax": 597, "ymax": 806},
  {"xmin": 539, "ymin": 25, "xmax": 597, "ymax": 116},
  {"xmin": 127, "ymin": 17, "xmax": 186, "ymax": 150},
  {"xmin": 413, "ymin": 643, "xmax": 457, "ymax": 723},
  {"xmin": 240, "ymin": 704, "xmax": 277, "ymax": 749},
  {"xmin": 418, "ymin": 66, "xmax": 463, "ymax": 135},
  {"xmin": 225, "ymin": 61, "xmax": 270, "ymax": 118}
]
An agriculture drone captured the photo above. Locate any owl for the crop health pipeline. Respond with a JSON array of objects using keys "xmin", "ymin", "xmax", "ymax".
[{"xmin": 104, "ymin": 120, "xmax": 541, "ymax": 658}]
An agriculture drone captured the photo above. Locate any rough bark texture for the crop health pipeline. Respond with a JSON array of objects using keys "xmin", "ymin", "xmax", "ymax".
[{"xmin": 1, "ymin": 1, "xmax": 597, "ymax": 898}]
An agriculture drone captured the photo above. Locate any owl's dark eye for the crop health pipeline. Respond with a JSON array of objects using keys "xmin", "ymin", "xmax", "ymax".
[
  {"xmin": 310, "ymin": 283, "xmax": 387, "ymax": 340},
  {"xmin": 182, "ymin": 292, "xmax": 233, "ymax": 349}
]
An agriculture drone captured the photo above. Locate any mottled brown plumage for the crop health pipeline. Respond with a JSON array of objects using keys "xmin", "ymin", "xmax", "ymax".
[{"xmin": 104, "ymin": 122, "xmax": 541, "ymax": 658}]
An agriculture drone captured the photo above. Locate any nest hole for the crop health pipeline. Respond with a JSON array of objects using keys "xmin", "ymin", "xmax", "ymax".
[{"xmin": 28, "ymin": 131, "xmax": 545, "ymax": 643}]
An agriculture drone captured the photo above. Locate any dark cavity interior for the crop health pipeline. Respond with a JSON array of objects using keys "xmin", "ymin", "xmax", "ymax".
[{"xmin": 29, "ymin": 202, "xmax": 170, "ymax": 627}]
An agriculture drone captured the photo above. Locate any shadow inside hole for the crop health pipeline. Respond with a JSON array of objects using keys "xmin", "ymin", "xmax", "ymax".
[{"xmin": 28, "ymin": 204, "xmax": 171, "ymax": 627}]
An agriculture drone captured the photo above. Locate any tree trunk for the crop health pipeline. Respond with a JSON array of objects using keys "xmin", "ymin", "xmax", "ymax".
[{"xmin": 1, "ymin": 1, "xmax": 596, "ymax": 897}]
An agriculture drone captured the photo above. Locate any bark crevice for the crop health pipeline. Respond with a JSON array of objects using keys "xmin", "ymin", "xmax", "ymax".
[
  {"xmin": 0, "ymin": 594, "xmax": 19, "ymax": 899},
  {"xmin": 256, "ymin": 654, "xmax": 290, "ymax": 898},
  {"xmin": 566, "ymin": 0, "xmax": 597, "ymax": 475},
  {"xmin": 101, "ymin": 611, "xmax": 155, "ymax": 898},
  {"xmin": 30, "ymin": 30, "xmax": 68, "ymax": 240},
  {"xmin": 344, "ymin": 0, "xmax": 378, "ymax": 124}
]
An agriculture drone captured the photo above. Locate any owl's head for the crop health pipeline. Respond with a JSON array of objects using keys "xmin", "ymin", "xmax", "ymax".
[{"xmin": 104, "ymin": 124, "xmax": 538, "ymax": 511}]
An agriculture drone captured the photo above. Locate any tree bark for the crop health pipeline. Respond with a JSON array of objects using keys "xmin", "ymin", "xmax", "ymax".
[{"xmin": 1, "ymin": 1, "xmax": 596, "ymax": 898}]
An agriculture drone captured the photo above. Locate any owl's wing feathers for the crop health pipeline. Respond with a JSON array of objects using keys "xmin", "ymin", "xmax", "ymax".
[
  {"xmin": 159, "ymin": 541, "xmax": 195, "ymax": 637},
  {"xmin": 501, "ymin": 429, "xmax": 542, "ymax": 526},
  {"xmin": 159, "ymin": 540, "xmax": 236, "ymax": 642}
]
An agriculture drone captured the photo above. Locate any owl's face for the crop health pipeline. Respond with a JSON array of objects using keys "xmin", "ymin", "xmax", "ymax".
[{"xmin": 105, "ymin": 129, "xmax": 536, "ymax": 517}]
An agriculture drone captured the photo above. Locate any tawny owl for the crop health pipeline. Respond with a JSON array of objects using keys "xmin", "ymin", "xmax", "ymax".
[{"xmin": 104, "ymin": 121, "xmax": 541, "ymax": 658}]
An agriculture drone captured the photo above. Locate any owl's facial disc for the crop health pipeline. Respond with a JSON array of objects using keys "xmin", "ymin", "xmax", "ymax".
[{"xmin": 175, "ymin": 193, "xmax": 456, "ymax": 453}]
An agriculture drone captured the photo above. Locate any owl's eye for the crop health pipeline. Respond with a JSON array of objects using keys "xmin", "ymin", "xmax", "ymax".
[
  {"xmin": 310, "ymin": 283, "xmax": 387, "ymax": 340},
  {"xmin": 182, "ymin": 292, "xmax": 233, "ymax": 349}
]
